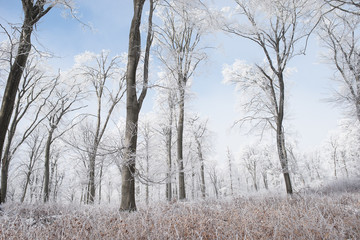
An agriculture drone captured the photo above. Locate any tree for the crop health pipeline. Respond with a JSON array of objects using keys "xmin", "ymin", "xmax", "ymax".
[
  {"xmin": 319, "ymin": 12, "xmax": 360, "ymax": 121},
  {"xmin": 120, "ymin": 0, "xmax": 155, "ymax": 211},
  {"xmin": 43, "ymin": 79, "xmax": 85, "ymax": 203},
  {"xmin": 78, "ymin": 50, "xmax": 125, "ymax": 204},
  {"xmin": 188, "ymin": 115, "xmax": 208, "ymax": 198},
  {"xmin": 0, "ymin": 0, "xmax": 73, "ymax": 172},
  {"xmin": 20, "ymin": 130, "xmax": 44, "ymax": 203},
  {"xmin": 226, "ymin": 147, "xmax": 234, "ymax": 196},
  {"xmin": 223, "ymin": 0, "xmax": 319, "ymax": 194},
  {"xmin": 155, "ymin": 0, "xmax": 206, "ymax": 200},
  {"xmin": 153, "ymin": 71, "xmax": 178, "ymax": 201},
  {"xmin": 324, "ymin": 0, "xmax": 360, "ymax": 15},
  {"xmin": 1, "ymin": 54, "xmax": 57, "ymax": 203}
]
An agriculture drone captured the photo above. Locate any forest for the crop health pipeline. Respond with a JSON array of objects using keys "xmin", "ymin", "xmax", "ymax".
[{"xmin": 0, "ymin": 0, "xmax": 359, "ymax": 239}]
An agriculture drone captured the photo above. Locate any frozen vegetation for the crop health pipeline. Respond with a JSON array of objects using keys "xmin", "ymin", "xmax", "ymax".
[{"xmin": 0, "ymin": 180, "xmax": 359, "ymax": 239}]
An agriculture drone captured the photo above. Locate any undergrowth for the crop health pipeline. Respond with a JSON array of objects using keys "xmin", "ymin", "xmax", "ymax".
[{"xmin": 0, "ymin": 193, "xmax": 359, "ymax": 239}]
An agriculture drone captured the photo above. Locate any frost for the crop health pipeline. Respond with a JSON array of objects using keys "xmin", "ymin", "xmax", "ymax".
[{"xmin": 0, "ymin": 193, "xmax": 359, "ymax": 239}]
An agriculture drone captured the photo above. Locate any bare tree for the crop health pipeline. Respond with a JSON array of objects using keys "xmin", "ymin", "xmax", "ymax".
[
  {"xmin": 78, "ymin": 51, "xmax": 126, "ymax": 204},
  {"xmin": 155, "ymin": 0, "xmax": 206, "ymax": 200},
  {"xmin": 226, "ymin": 147, "xmax": 234, "ymax": 196},
  {"xmin": 223, "ymin": 0, "xmax": 320, "ymax": 194},
  {"xmin": 319, "ymin": 12, "xmax": 360, "ymax": 121},
  {"xmin": 0, "ymin": 0, "xmax": 73, "ymax": 170},
  {"xmin": 242, "ymin": 147, "xmax": 259, "ymax": 191},
  {"xmin": 324, "ymin": 0, "xmax": 360, "ymax": 15},
  {"xmin": 153, "ymin": 77, "xmax": 177, "ymax": 201},
  {"xmin": 188, "ymin": 116, "xmax": 208, "ymax": 198},
  {"xmin": 43, "ymin": 81, "xmax": 85, "ymax": 203},
  {"xmin": 1, "ymin": 55, "xmax": 57, "ymax": 203},
  {"xmin": 20, "ymin": 130, "xmax": 44, "ymax": 203},
  {"xmin": 120, "ymin": 0, "xmax": 156, "ymax": 211}
]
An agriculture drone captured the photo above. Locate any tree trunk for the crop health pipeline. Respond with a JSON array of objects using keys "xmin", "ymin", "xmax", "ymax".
[
  {"xmin": 198, "ymin": 143, "xmax": 206, "ymax": 198},
  {"xmin": 276, "ymin": 73, "xmax": 293, "ymax": 195},
  {"xmin": 0, "ymin": 25, "xmax": 33, "ymax": 170},
  {"xmin": 166, "ymin": 126, "xmax": 172, "ymax": 201},
  {"xmin": 44, "ymin": 128, "xmax": 54, "ymax": 202},
  {"xmin": 276, "ymin": 126, "xmax": 293, "ymax": 194},
  {"xmin": 88, "ymin": 151, "xmax": 96, "ymax": 203},
  {"xmin": 119, "ymin": 0, "xmax": 144, "ymax": 212},
  {"xmin": 98, "ymin": 158, "xmax": 104, "ymax": 204},
  {"xmin": 145, "ymin": 151, "xmax": 149, "ymax": 205},
  {"xmin": 120, "ymin": 107, "xmax": 139, "ymax": 211},
  {"xmin": 120, "ymin": 0, "xmax": 154, "ymax": 211},
  {"xmin": 177, "ymin": 87, "xmax": 186, "ymax": 200},
  {"xmin": 227, "ymin": 148, "xmax": 234, "ymax": 196}
]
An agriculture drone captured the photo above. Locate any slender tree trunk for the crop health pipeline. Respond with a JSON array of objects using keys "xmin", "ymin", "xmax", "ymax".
[
  {"xmin": 276, "ymin": 74, "xmax": 293, "ymax": 195},
  {"xmin": 198, "ymin": 143, "xmax": 206, "ymax": 198},
  {"xmin": 21, "ymin": 171, "xmax": 32, "ymax": 203},
  {"xmin": 227, "ymin": 148, "xmax": 234, "ymax": 196},
  {"xmin": 98, "ymin": 159, "xmax": 104, "ymax": 204},
  {"xmin": 177, "ymin": 88, "xmax": 186, "ymax": 200},
  {"xmin": 262, "ymin": 172, "xmax": 268, "ymax": 190},
  {"xmin": 44, "ymin": 128, "xmax": 54, "ymax": 202},
  {"xmin": 276, "ymin": 125, "xmax": 293, "ymax": 194},
  {"xmin": 88, "ymin": 151, "xmax": 97, "ymax": 203},
  {"xmin": 166, "ymin": 99, "xmax": 173, "ymax": 201},
  {"xmin": 166, "ymin": 127, "xmax": 172, "ymax": 201},
  {"xmin": 145, "ymin": 151, "xmax": 149, "ymax": 205}
]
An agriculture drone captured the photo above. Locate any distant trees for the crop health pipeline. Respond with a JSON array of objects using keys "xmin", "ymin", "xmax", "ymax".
[{"xmin": 223, "ymin": 0, "xmax": 320, "ymax": 194}]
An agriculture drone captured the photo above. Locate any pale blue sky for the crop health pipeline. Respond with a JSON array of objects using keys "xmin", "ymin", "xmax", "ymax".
[{"xmin": 0, "ymin": 0, "xmax": 342, "ymax": 161}]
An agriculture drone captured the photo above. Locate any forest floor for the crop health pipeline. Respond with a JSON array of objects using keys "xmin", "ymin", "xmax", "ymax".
[{"xmin": 0, "ymin": 192, "xmax": 359, "ymax": 239}]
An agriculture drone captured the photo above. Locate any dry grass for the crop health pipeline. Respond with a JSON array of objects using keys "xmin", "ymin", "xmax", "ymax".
[{"xmin": 0, "ymin": 193, "xmax": 359, "ymax": 239}]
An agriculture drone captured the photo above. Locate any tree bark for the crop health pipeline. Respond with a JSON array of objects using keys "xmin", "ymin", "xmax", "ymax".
[
  {"xmin": 177, "ymin": 87, "xmax": 186, "ymax": 200},
  {"xmin": 43, "ymin": 128, "xmax": 54, "ymax": 202},
  {"xmin": 197, "ymin": 142, "xmax": 206, "ymax": 198},
  {"xmin": 166, "ymin": 126, "xmax": 172, "ymax": 201},
  {"xmin": 120, "ymin": 0, "xmax": 145, "ymax": 211},
  {"xmin": 276, "ymin": 73, "xmax": 293, "ymax": 194},
  {"xmin": 0, "ymin": 0, "xmax": 53, "ymax": 174}
]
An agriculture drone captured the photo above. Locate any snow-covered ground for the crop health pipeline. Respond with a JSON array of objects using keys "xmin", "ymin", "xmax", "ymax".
[{"xmin": 0, "ymin": 189, "xmax": 359, "ymax": 239}]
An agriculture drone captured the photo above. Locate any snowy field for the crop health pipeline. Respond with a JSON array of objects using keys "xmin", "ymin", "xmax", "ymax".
[{"xmin": 0, "ymin": 190, "xmax": 359, "ymax": 239}]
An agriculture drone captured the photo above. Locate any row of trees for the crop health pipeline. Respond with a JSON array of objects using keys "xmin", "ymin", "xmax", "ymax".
[{"xmin": 0, "ymin": 0, "xmax": 359, "ymax": 211}]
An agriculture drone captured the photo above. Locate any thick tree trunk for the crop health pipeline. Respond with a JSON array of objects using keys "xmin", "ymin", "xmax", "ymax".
[
  {"xmin": 0, "ymin": 25, "xmax": 33, "ymax": 169},
  {"xmin": 120, "ymin": 108, "xmax": 139, "ymax": 211},
  {"xmin": 177, "ymin": 89, "xmax": 186, "ymax": 200},
  {"xmin": 43, "ymin": 128, "xmax": 54, "ymax": 202},
  {"xmin": 119, "ymin": 0, "xmax": 145, "ymax": 212}
]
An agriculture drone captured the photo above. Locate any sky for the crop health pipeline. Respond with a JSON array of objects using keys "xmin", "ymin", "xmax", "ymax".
[{"xmin": 0, "ymin": 0, "xmax": 343, "ymax": 164}]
